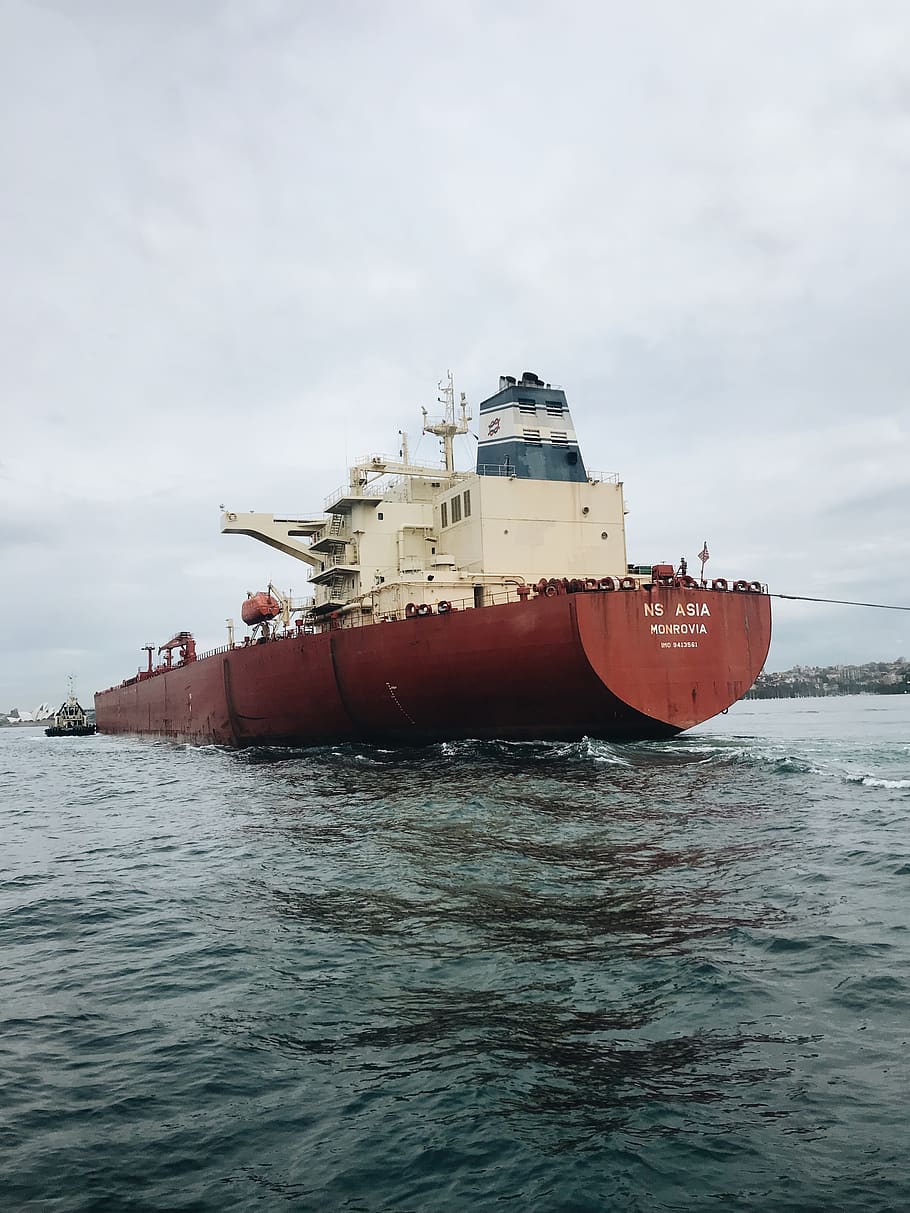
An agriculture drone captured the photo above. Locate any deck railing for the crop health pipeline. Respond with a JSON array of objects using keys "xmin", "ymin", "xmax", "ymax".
[
  {"xmin": 323, "ymin": 481, "xmax": 387, "ymax": 510},
  {"xmin": 477, "ymin": 465, "xmax": 619, "ymax": 483},
  {"xmin": 101, "ymin": 574, "xmax": 766, "ymax": 690},
  {"xmin": 191, "ymin": 585, "xmax": 530, "ymax": 662}
]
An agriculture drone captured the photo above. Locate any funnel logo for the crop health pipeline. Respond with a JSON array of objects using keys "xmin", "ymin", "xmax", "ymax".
[{"xmin": 487, "ymin": 417, "xmax": 501, "ymax": 437}]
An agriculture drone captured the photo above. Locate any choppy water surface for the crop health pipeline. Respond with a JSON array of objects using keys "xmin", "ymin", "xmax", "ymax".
[{"xmin": 2, "ymin": 696, "xmax": 909, "ymax": 1211}]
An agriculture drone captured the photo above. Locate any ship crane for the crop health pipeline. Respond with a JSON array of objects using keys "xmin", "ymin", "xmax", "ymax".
[
  {"xmin": 265, "ymin": 582, "xmax": 304, "ymax": 629},
  {"xmin": 220, "ymin": 511, "xmax": 326, "ymax": 566},
  {"xmin": 158, "ymin": 632, "xmax": 196, "ymax": 668}
]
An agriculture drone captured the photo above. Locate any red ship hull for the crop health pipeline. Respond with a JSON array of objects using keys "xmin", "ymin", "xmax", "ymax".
[{"xmin": 95, "ymin": 587, "xmax": 771, "ymax": 746}]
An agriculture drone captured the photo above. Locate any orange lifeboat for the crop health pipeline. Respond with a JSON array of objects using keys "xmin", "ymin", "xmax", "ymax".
[{"xmin": 242, "ymin": 592, "xmax": 281, "ymax": 627}]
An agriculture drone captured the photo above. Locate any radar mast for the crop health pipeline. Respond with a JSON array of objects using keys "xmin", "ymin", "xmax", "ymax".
[{"xmin": 421, "ymin": 370, "xmax": 471, "ymax": 473}]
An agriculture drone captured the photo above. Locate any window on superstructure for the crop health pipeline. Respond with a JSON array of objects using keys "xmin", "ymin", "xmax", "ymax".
[
  {"xmin": 518, "ymin": 399, "xmax": 537, "ymax": 414},
  {"xmin": 523, "ymin": 428, "xmax": 542, "ymax": 445},
  {"xmin": 550, "ymin": 431, "xmax": 569, "ymax": 445},
  {"xmin": 451, "ymin": 495, "xmax": 462, "ymax": 524},
  {"xmin": 463, "ymin": 489, "xmax": 471, "ymax": 518},
  {"xmin": 546, "ymin": 402, "xmax": 564, "ymax": 416},
  {"xmin": 441, "ymin": 501, "xmax": 448, "ymax": 528}
]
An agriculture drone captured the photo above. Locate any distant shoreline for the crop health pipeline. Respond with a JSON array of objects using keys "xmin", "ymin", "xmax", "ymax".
[{"xmin": 750, "ymin": 658, "xmax": 909, "ymax": 699}]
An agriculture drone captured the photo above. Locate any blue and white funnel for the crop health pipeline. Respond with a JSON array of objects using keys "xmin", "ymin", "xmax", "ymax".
[{"xmin": 475, "ymin": 372, "xmax": 588, "ymax": 482}]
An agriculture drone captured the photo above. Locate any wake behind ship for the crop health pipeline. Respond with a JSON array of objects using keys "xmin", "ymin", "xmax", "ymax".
[{"xmin": 95, "ymin": 372, "xmax": 771, "ymax": 745}]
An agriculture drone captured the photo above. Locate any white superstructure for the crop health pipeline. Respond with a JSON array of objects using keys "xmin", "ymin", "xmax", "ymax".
[{"xmin": 221, "ymin": 372, "xmax": 629, "ymax": 623}]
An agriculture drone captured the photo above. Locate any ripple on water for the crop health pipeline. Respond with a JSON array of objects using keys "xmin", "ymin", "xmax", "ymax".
[{"xmin": 1, "ymin": 699, "xmax": 909, "ymax": 1211}]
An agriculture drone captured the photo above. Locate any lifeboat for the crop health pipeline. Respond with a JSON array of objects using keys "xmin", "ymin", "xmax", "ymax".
[{"xmin": 241, "ymin": 592, "xmax": 281, "ymax": 626}]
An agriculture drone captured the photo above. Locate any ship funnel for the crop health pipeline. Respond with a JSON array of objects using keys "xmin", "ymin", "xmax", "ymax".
[{"xmin": 476, "ymin": 372, "xmax": 588, "ymax": 483}]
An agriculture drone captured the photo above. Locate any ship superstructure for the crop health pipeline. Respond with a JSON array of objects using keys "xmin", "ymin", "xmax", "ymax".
[{"xmin": 221, "ymin": 372, "xmax": 628, "ymax": 623}]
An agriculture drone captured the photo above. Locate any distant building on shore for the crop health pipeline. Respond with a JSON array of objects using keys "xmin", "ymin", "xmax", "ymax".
[{"xmin": 748, "ymin": 658, "xmax": 910, "ymax": 699}]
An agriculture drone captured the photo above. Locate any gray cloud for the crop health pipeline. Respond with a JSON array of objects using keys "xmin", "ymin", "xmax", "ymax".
[{"xmin": 3, "ymin": 0, "xmax": 910, "ymax": 706}]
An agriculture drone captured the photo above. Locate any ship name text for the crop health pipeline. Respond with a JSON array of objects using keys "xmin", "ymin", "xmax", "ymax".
[{"xmin": 643, "ymin": 603, "xmax": 711, "ymax": 618}]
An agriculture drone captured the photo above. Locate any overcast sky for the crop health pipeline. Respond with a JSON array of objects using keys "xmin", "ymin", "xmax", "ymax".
[{"xmin": 3, "ymin": 0, "xmax": 909, "ymax": 710}]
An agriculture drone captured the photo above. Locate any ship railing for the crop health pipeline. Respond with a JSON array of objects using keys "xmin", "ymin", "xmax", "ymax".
[
  {"xmin": 477, "ymin": 463, "xmax": 517, "ymax": 477},
  {"xmin": 352, "ymin": 452, "xmax": 401, "ymax": 467},
  {"xmin": 104, "ymin": 574, "xmax": 764, "ymax": 677},
  {"xmin": 186, "ymin": 584, "xmax": 538, "ymax": 658},
  {"xmin": 476, "ymin": 464, "xmax": 619, "ymax": 484},
  {"xmin": 146, "ymin": 572, "xmax": 769, "ymax": 665},
  {"xmin": 370, "ymin": 588, "xmax": 527, "ymax": 619},
  {"xmin": 195, "ymin": 641, "xmax": 245, "ymax": 662},
  {"xmin": 193, "ymin": 570, "xmax": 774, "ymax": 659},
  {"xmin": 324, "ymin": 481, "xmax": 387, "ymax": 510}
]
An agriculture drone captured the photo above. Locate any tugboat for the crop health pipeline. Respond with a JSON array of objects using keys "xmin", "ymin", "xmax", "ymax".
[
  {"xmin": 95, "ymin": 370, "xmax": 772, "ymax": 746},
  {"xmin": 46, "ymin": 679, "xmax": 96, "ymax": 737}
]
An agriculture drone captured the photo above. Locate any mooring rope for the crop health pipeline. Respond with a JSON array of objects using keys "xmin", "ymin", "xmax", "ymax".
[{"xmin": 769, "ymin": 593, "xmax": 910, "ymax": 612}]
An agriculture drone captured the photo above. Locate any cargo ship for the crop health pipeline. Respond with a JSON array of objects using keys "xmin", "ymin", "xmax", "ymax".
[{"xmin": 95, "ymin": 372, "xmax": 771, "ymax": 745}]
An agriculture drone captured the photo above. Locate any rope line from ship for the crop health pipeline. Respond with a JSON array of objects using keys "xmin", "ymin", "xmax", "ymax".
[{"xmin": 770, "ymin": 594, "xmax": 910, "ymax": 612}]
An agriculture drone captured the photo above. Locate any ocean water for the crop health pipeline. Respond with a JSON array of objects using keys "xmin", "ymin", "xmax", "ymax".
[{"xmin": 2, "ymin": 696, "xmax": 909, "ymax": 1212}]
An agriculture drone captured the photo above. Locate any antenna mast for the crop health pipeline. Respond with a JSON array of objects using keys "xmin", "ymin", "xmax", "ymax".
[{"xmin": 421, "ymin": 370, "xmax": 471, "ymax": 473}]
